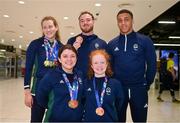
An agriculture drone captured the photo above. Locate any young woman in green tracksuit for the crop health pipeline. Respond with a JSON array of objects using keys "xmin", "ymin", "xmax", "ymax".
[{"xmin": 24, "ymin": 16, "xmax": 63, "ymax": 122}]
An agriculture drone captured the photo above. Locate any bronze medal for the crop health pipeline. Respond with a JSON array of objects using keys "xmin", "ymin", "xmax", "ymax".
[
  {"xmin": 95, "ymin": 107, "xmax": 104, "ymax": 116},
  {"xmin": 68, "ymin": 100, "xmax": 79, "ymax": 109}
]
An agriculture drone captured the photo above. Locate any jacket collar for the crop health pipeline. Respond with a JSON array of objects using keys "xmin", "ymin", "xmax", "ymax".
[{"xmin": 55, "ymin": 65, "xmax": 78, "ymax": 75}]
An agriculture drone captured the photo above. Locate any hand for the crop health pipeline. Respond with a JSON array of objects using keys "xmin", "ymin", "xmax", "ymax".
[
  {"xmin": 73, "ymin": 36, "xmax": 83, "ymax": 50},
  {"xmin": 24, "ymin": 89, "xmax": 33, "ymax": 108}
]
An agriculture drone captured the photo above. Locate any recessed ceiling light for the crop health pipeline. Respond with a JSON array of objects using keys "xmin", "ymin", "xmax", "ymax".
[
  {"xmin": 18, "ymin": 1, "xmax": 25, "ymax": 4},
  {"xmin": 12, "ymin": 39, "xmax": 15, "ymax": 42},
  {"xmin": 95, "ymin": 3, "xmax": 101, "ymax": 7},
  {"xmin": 118, "ymin": 3, "xmax": 133, "ymax": 8},
  {"xmin": 19, "ymin": 36, "xmax": 23, "ymax": 38},
  {"xmin": 63, "ymin": 17, "xmax": 69, "ymax": 20},
  {"xmin": 29, "ymin": 31, "xmax": 34, "ymax": 34},
  {"xmin": 1, "ymin": 39, "xmax": 4, "ymax": 43},
  {"xmin": 3, "ymin": 15, "xmax": 9, "ymax": 18},
  {"xmin": 158, "ymin": 21, "xmax": 176, "ymax": 24},
  {"xmin": 168, "ymin": 36, "xmax": 180, "ymax": 39},
  {"xmin": 70, "ymin": 32, "xmax": 74, "ymax": 35}
]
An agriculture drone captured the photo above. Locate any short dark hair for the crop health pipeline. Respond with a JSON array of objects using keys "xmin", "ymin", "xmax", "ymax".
[
  {"xmin": 117, "ymin": 9, "xmax": 133, "ymax": 19},
  {"xmin": 168, "ymin": 52, "xmax": 174, "ymax": 58},
  {"xmin": 78, "ymin": 11, "xmax": 94, "ymax": 20},
  {"xmin": 58, "ymin": 44, "xmax": 78, "ymax": 59}
]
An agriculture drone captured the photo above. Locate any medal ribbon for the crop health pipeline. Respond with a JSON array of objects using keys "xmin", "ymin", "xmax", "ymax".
[
  {"xmin": 93, "ymin": 77, "xmax": 107, "ymax": 108},
  {"xmin": 44, "ymin": 37, "xmax": 58, "ymax": 62},
  {"xmin": 62, "ymin": 73, "xmax": 79, "ymax": 100}
]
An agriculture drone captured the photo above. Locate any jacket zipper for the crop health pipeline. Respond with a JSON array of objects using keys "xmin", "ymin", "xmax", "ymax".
[{"xmin": 124, "ymin": 35, "xmax": 127, "ymax": 52}]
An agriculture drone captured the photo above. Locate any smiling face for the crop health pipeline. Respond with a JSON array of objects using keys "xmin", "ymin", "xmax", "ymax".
[
  {"xmin": 59, "ymin": 49, "xmax": 77, "ymax": 73},
  {"xmin": 91, "ymin": 54, "xmax": 107, "ymax": 77},
  {"xmin": 79, "ymin": 13, "xmax": 94, "ymax": 34},
  {"xmin": 117, "ymin": 12, "xmax": 133, "ymax": 35},
  {"xmin": 42, "ymin": 19, "xmax": 58, "ymax": 40}
]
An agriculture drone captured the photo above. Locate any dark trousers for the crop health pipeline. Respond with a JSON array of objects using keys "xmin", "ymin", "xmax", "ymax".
[
  {"xmin": 31, "ymin": 96, "xmax": 45, "ymax": 122},
  {"xmin": 159, "ymin": 75, "xmax": 175, "ymax": 97},
  {"xmin": 119, "ymin": 86, "xmax": 148, "ymax": 122}
]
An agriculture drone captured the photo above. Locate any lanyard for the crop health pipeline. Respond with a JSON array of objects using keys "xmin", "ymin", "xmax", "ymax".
[
  {"xmin": 44, "ymin": 37, "xmax": 58, "ymax": 61},
  {"xmin": 93, "ymin": 77, "xmax": 107, "ymax": 107},
  {"xmin": 62, "ymin": 73, "xmax": 79, "ymax": 100}
]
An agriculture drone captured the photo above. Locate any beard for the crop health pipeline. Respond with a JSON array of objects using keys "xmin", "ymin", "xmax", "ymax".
[{"xmin": 80, "ymin": 25, "xmax": 93, "ymax": 33}]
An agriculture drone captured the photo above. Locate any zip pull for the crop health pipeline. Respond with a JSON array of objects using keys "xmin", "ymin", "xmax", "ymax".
[
  {"xmin": 124, "ymin": 35, "xmax": 127, "ymax": 52},
  {"xmin": 128, "ymin": 88, "xmax": 131, "ymax": 99}
]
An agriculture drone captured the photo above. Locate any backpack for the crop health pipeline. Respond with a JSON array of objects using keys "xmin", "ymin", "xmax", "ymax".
[{"xmin": 159, "ymin": 57, "xmax": 168, "ymax": 78}]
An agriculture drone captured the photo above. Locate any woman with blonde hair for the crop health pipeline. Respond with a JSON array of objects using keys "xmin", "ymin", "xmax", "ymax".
[{"xmin": 24, "ymin": 16, "xmax": 63, "ymax": 122}]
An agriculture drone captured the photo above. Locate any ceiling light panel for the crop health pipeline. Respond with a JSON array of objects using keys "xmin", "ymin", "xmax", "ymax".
[
  {"xmin": 158, "ymin": 21, "xmax": 176, "ymax": 24},
  {"xmin": 95, "ymin": 3, "xmax": 101, "ymax": 7},
  {"xmin": 154, "ymin": 43, "xmax": 180, "ymax": 46},
  {"xmin": 1, "ymin": 39, "xmax": 4, "ymax": 43},
  {"xmin": 19, "ymin": 36, "xmax": 23, "ymax": 38},
  {"xmin": 29, "ymin": 31, "xmax": 34, "ymax": 34},
  {"xmin": 3, "ymin": 15, "xmax": 9, "ymax": 18},
  {"xmin": 70, "ymin": 32, "xmax": 74, "ymax": 35},
  {"xmin": 63, "ymin": 17, "xmax": 69, "ymax": 20},
  {"xmin": 18, "ymin": 1, "xmax": 25, "ymax": 4},
  {"xmin": 169, "ymin": 36, "xmax": 180, "ymax": 39}
]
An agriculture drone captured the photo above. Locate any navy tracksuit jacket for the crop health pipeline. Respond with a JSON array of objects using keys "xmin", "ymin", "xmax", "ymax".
[
  {"xmin": 67, "ymin": 34, "xmax": 107, "ymax": 77},
  {"xmin": 84, "ymin": 77, "xmax": 124, "ymax": 122},
  {"xmin": 24, "ymin": 36, "xmax": 63, "ymax": 94},
  {"xmin": 107, "ymin": 31, "xmax": 156, "ymax": 122},
  {"xmin": 24, "ymin": 36, "xmax": 62, "ymax": 122},
  {"xmin": 36, "ymin": 66, "xmax": 84, "ymax": 122}
]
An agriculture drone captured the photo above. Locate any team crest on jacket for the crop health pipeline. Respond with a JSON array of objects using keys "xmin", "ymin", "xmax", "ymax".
[
  {"xmin": 114, "ymin": 47, "xmax": 119, "ymax": 51},
  {"xmin": 59, "ymin": 80, "xmax": 64, "ymax": 84},
  {"xmin": 95, "ymin": 43, "xmax": 99, "ymax": 49},
  {"xmin": 133, "ymin": 43, "xmax": 138, "ymax": 51},
  {"xmin": 106, "ymin": 87, "xmax": 111, "ymax": 95},
  {"xmin": 87, "ymin": 88, "xmax": 92, "ymax": 92}
]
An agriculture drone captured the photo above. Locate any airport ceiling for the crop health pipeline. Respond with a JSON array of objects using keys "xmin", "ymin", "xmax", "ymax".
[
  {"xmin": 139, "ymin": 1, "xmax": 180, "ymax": 45},
  {"xmin": 0, "ymin": 0, "xmax": 179, "ymax": 50}
]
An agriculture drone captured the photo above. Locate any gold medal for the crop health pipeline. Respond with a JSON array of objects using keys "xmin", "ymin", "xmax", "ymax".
[
  {"xmin": 95, "ymin": 107, "xmax": 104, "ymax": 116},
  {"xmin": 44, "ymin": 60, "xmax": 49, "ymax": 66},
  {"xmin": 68, "ymin": 100, "xmax": 79, "ymax": 109},
  {"xmin": 49, "ymin": 61, "xmax": 53, "ymax": 67},
  {"xmin": 44, "ymin": 60, "xmax": 56, "ymax": 67}
]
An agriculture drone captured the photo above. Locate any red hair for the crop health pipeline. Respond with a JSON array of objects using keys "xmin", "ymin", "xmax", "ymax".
[{"xmin": 88, "ymin": 49, "xmax": 113, "ymax": 79}]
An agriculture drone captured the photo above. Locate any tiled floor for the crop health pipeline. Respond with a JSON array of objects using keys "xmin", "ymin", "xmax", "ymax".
[{"xmin": 0, "ymin": 78, "xmax": 180, "ymax": 122}]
